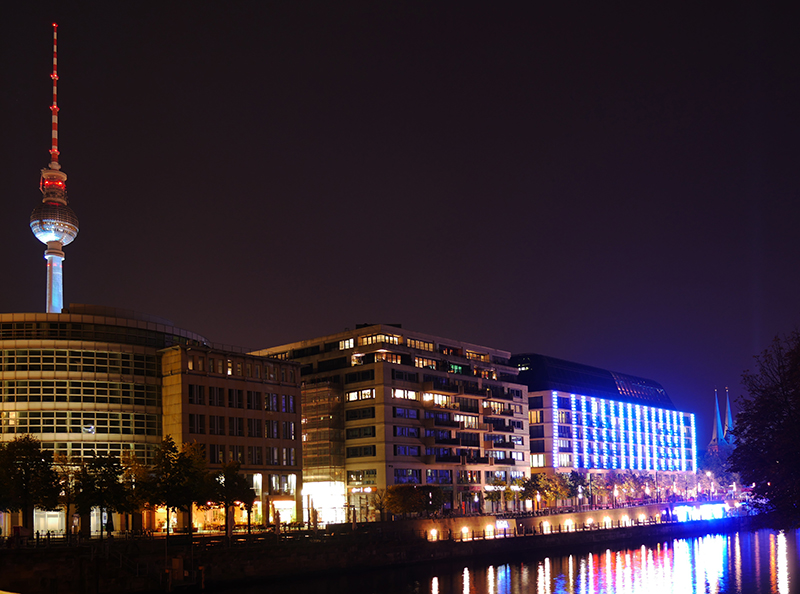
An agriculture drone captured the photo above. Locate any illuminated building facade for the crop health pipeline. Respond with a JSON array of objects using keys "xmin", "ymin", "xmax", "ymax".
[
  {"xmin": 161, "ymin": 344, "xmax": 302, "ymax": 527},
  {"xmin": 254, "ymin": 325, "xmax": 530, "ymax": 522},
  {"xmin": 512, "ymin": 354, "xmax": 697, "ymax": 477},
  {"xmin": 0, "ymin": 305, "xmax": 302, "ymax": 534}
]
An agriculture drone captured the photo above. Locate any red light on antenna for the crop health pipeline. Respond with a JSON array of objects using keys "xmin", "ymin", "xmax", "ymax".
[{"xmin": 53, "ymin": 23, "xmax": 58, "ymax": 28}]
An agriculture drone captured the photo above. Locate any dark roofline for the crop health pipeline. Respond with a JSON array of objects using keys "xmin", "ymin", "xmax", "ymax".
[{"xmin": 511, "ymin": 353, "xmax": 676, "ymax": 410}]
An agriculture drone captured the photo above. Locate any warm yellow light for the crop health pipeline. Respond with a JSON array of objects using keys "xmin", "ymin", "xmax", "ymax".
[
  {"xmin": 430, "ymin": 529, "xmax": 438, "ymax": 541},
  {"xmin": 542, "ymin": 521, "xmax": 551, "ymax": 534},
  {"xmin": 638, "ymin": 514, "xmax": 646, "ymax": 523},
  {"xmin": 587, "ymin": 518, "xmax": 594, "ymax": 524}
]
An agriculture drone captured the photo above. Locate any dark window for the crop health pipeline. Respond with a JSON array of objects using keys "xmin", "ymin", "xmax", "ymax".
[
  {"xmin": 391, "ymin": 369, "xmax": 419, "ymax": 382},
  {"xmin": 188, "ymin": 385, "xmax": 205, "ymax": 405},
  {"xmin": 318, "ymin": 357, "xmax": 348, "ymax": 372},
  {"xmin": 530, "ymin": 439, "xmax": 545, "ymax": 453},
  {"xmin": 393, "ymin": 407, "xmax": 419, "ymax": 419},
  {"xmin": 345, "ymin": 407, "xmax": 376, "ymax": 421},
  {"xmin": 346, "ymin": 445, "xmax": 376, "ymax": 458},
  {"xmin": 344, "ymin": 370, "xmax": 375, "ymax": 384},
  {"xmin": 346, "ymin": 426, "xmax": 376, "ymax": 439}
]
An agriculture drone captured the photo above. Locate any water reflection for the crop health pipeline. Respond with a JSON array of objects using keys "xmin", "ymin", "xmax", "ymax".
[{"xmin": 229, "ymin": 529, "xmax": 798, "ymax": 594}]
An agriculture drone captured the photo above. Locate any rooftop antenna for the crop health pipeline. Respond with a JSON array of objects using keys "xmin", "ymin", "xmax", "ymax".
[{"xmin": 30, "ymin": 23, "xmax": 79, "ymax": 313}]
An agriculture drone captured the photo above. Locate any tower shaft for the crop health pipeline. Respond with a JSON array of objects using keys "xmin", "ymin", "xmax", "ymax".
[{"xmin": 45, "ymin": 244, "xmax": 65, "ymax": 313}]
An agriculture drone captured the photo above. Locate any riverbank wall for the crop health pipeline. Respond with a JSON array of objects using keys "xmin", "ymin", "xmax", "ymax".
[{"xmin": 0, "ymin": 514, "xmax": 760, "ymax": 594}]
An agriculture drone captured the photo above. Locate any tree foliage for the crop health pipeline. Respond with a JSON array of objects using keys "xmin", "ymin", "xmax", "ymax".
[
  {"xmin": 0, "ymin": 435, "xmax": 60, "ymax": 528},
  {"xmin": 206, "ymin": 460, "xmax": 254, "ymax": 538},
  {"xmin": 385, "ymin": 485, "xmax": 444, "ymax": 516},
  {"xmin": 141, "ymin": 437, "xmax": 208, "ymax": 535},
  {"xmin": 75, "ymin": 455, "xmax": 128, "ymax": 538},
  {"xmin": 728, "ymin": 332, "xmax": 800, "ymax": 528}
]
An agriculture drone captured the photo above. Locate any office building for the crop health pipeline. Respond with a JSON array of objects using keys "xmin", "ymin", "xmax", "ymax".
[
  {"xmin": 254, "ymin": 324, "xmax": 530, "ymax": 522},
  {"xmin": 512, "ymin": 354, "xmax": 697, "ymax": 477},
  {"xmin": 0, "ymin": 305, "xmax": 302, "ymax": 534}
]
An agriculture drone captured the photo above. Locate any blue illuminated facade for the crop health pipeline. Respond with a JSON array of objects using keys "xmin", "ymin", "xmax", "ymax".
[{"xmin": 513, "ymin": 354, "xmax": 697, "ymax": 475}]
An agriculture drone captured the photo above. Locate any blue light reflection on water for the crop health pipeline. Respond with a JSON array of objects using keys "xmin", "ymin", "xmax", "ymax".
[{"xmin": 228, "ymin": 530, "xmax": 800, "ymax": 594}]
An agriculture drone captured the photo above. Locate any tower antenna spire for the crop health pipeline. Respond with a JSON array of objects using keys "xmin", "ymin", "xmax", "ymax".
[
  {"xmin": 49, "ymin": 22, "xmax": 60, "ymax": 169},
  {"xmin": 30, "ymin": 23, "xmax": 79, "ymax": 314}
]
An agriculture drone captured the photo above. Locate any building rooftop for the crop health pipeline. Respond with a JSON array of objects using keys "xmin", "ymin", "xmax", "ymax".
[{"xmin": 511, "ymin": 353, "xmax": 676, "ymax": 410}]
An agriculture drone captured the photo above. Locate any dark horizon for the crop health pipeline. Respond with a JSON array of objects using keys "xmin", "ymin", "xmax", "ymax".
[{"xmin": 2, "ymin": 2, "xmax": 798, "ymax": 451}]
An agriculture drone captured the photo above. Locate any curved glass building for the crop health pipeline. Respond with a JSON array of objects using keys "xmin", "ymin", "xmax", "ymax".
[
  {"xmin": 0, "ymin": 304, "xmax": 207, "ymax": 465},
  {"xmin": 0, "ymin": 304, "xmax": 303, "ymax": 534}
]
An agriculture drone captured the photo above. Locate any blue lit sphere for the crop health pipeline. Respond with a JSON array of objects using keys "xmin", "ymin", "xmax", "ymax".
[{"xmin": 30, "ymin": 202, "xmax": 79, "ymax": 245}]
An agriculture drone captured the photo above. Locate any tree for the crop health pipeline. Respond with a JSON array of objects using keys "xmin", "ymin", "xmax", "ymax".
[
  {"xmin": 728, "ymin": 331, "xmax": 800, "ymax": 528},
  {"xmin": 384, "ymin": 484, "xmax": 444, "ymax": 517},
  {"xmin": 541, "ymin": 474, "xmax": 569, "ymax": 508},
  {"xmin": 0, "ymin": 435, "xmax": 60, "ymax": 529},
  {"xmin": 566, "ymin": 471, "xmax": 587, "ymax": 505},
  {"xmin": 520, "ymin": 473, "xmax": 544, "ymax": 507},
  {"xmin": 75, "ymin": 455, "xmax": 127, "ymax": 539},
  {"xmin": 53, "ymin": 454, "xmax": 80, "ymax": 541},
  {"xmin": 386, "ymin": 485, "xmax": 416, "ymax": 517},
  {"xmin": 484, "ymin": 480, "xmax": 506, "ymax": 512},
  {"xmin": 621, "ymin": 470, "xmax": 644, "ymax": 501},
  {"xmin": 119, "ymin": 453, "xmax": 149, "ymax": 532},
  {"xmin": 371, "ymin": 488, "xmax": 388, "ymax": 522},
  {"xmin": 141, "ymin": 437, "xmax": 208, "ymax": 538},
  {"xmin": 207, "ymin": 461, "xmax": 255, "ymax": 539}
]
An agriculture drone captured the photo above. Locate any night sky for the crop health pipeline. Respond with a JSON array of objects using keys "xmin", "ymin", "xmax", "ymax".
[{"xmin": 2, "ymin": 3, "xmax": 798, "ymax": 449}]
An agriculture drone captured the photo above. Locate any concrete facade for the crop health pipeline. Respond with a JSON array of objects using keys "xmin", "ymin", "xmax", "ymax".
[{"xmin": 253, "ymin": 324, "xmax": 530, "ymax": 523}]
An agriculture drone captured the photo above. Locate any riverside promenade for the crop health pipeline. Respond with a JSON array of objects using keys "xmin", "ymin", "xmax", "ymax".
[{"xmin": 0, "ymin": 502, "xmax": 757, "ymax": 594}]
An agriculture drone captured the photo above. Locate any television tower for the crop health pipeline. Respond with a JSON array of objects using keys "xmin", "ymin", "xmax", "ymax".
[{"xmin": 30, "ymin": 23, "xmax": 79, "ymax": 313}]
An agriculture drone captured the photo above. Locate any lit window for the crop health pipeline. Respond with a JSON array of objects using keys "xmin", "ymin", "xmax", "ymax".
[
  {"xmin": 358, "ymin": 334, "xmax": 400, "ymax": 346},
  {"xmin": 346, "ymin": 388, "xmax": 375, "ymax": 401},
  {"xmin": 393, "ymin": 388, "xmax": 418, "ymax": 401}
]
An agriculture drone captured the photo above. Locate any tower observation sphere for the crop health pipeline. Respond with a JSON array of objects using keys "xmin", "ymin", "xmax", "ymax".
[{"xmin": 30, "ymin": 23, "xmax": 79, "ymax": 314}]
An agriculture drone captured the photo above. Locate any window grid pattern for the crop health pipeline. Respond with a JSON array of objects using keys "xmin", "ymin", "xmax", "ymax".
[
  {"xmin": 1, "ymin": 380, "xmax": 160, "ymax": 407},
  {"xmin": 0, "ymin": 410, "xmax": 160, "ymax": 435},
  {"xmin": 0, "ymin": 349, "xmax": 158, "ymax": 376},
  {"xmin": 552, "ymin": 392, "xmax": 696, "ymax": 472}
]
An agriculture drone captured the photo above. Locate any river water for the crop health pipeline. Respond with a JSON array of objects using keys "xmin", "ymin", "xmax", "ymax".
[{"xmin": 227, "ymin": 529, "xmax": 799, "ymax": 594}]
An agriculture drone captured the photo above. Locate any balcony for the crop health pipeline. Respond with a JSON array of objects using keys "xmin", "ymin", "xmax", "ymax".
[
  {"xmin": 484, "ymin": 422, "xmax": 514, "ymax": 433},
  {"xmin": 423, "ymin": 416, "xmax": 462, "ymax": 429},
  {"xmin": 485, "ymin": 439, "xmax": 515, "ymax": 449},
  {"xmin": 422, "ymin": 380, "xmax": 461, "ymax": 395},
  {"xmin": 465, "ymin": 456, "xmax": 490, "ymax": 465},
  {"xmin": 423, "ymin": 436, "xmax": 461, "ymax": 447},
  {"xmin": 423, "ymin": 454, "xmax": 462, "ymax": 464}
]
